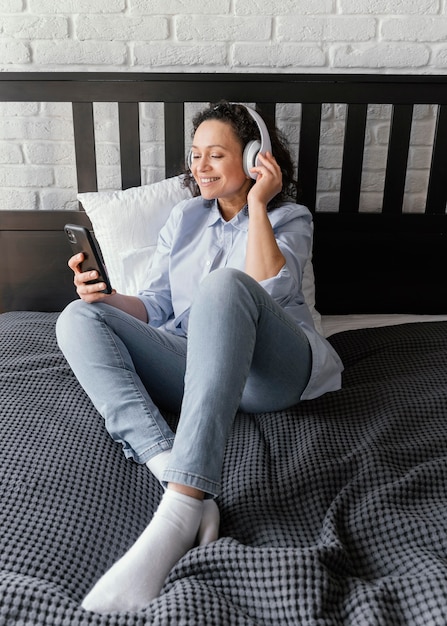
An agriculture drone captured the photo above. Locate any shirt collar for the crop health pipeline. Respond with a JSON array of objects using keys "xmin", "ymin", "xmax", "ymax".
[
  {"xmin": 206, "ymin": 200, "xmax": 222, "ymax": 227},
  {"xmin": 206, "ymin": 199, "xmax": 249, "ymax": 231}
]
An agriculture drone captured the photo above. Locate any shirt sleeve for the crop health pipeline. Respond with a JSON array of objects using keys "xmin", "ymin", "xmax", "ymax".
[
  {"xmin": 259, "ymin": 205, "xmax": 313, "ymax": 307},
  {"xmin": 136, "ymin": 201, "xmax": 186, "ymax": 327}
]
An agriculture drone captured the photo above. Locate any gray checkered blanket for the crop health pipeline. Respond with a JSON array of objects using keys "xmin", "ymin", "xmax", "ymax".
[{"xmin": 1, "ymin": 311, "xmax": 447, "ymax": 625}]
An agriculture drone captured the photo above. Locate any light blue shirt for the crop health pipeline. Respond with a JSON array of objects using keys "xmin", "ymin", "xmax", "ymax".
[{"xmin": 138, "ymin": 196, "xmax": 343, "ymax": 400}]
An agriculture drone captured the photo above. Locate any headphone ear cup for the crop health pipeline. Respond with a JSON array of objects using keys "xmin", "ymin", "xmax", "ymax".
[{"xmin": 243, "ymin": 139, "xmax": 261, "ymax": 179}]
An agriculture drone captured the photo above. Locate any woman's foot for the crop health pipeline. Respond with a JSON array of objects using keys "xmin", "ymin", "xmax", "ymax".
[
  {"xmin": 81, "ymin": 489, "xmax": 202, "ymax": 614},
  {"xmin": 146, "ymin": 453, "xmax": 220, "ymax": 546},
  {"xmin": 198, "ymin": 499, "xmax": 220, "ymax": 546}
]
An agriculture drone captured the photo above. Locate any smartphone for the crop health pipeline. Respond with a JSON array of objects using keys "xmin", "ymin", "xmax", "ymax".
[{"xmin": 64, "ymin": 224, "xmax": 113, "ymax": 294}]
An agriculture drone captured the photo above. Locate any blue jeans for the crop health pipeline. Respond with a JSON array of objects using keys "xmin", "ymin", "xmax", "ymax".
[{"xmin": 56, "ymin": 268, "xmax": 311, "ymax": 498}]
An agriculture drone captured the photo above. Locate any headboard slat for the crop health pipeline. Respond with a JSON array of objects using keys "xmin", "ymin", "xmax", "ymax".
[
  {"xmin": 426, "ymin": 104, "xmax": 447, "ymax": 215},
  {"xmin": 297, "ymin": 103, "xmax": 322, "ymax": 213},
  {"xmin": 72, "ymin": 102, "xmax": 98, "ymax": 193},
  {"xmin": 382, "ymin": 104, "xmax": 414, "ymax": 215},
  {"xmin": 118, "ymin": 102, "xmax": 142, "ymax": 190},
  {"xmin": 256, "ymin": 102, "xmax": 276, "ymax": 124},
  {"xmin": 339, "ymin": 104, "xmax": 368, "ymax": 214},
  {"xmin": 164, "ymin": 102, "xmax": 185, "ymax": 179}
]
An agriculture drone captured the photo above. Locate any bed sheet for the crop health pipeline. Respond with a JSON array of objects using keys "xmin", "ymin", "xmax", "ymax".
[
  {"xmin": 1, "ymin": 311, "xmax": 447, "ymax": 625},
  {"xmin": 322, "ymin": 313, "xmax": 447, "ymax": 336}
]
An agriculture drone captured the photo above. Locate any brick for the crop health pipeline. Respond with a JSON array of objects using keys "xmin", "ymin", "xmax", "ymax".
[
  {"xmin": 0, "ymin": 166, "xmax": 54, "ymax": 188},
  {"xmin": 28, "ymin": 0, "xmax": 125, "ymax": 13},
  {"xmin": 408, "ymin": 146, "xmax": 433, "ymax": 170},
  {"xmin": 401, "ymin": 194, "xmax": 428, "ymax": 213},
  {"xmin": 317, "ymin": 169, "xmax": 341, "ymax": 192},
  {"xmin": 339, "ymin": 0, "xmax": 439, "ymax": 13},
  {"xmin": 176, "ymin": 16, "xmax": 271, "ymax": 41},
  {"xmin": 381, "ymin": 17, "xmax": 447, "ymax": 41},
  {"xmin": 0, "ymin": 188, "xmax": 37, "ymax": 211},
  {"xmin": 357, "ymin": 193, "xmax": 385, "ymax": 212},
  {"xmin": 0, "ymin": 102, "xmax": 40, "ymax": 116},
  {"xmin": 409, "ymin": 120, "xmax": 437, "ymax": 145},
  {"xmin": 412, "ymin": 105, "xmax": 437, "ymax": 121},
  {"xmin": 25, "ymin": 143, "xmax": 75, "ymax": 165},
  {"xmin": 320, "ymin": 122, "xmax": 346, "ymax": 145},
  {"xmin": 96, "ymin": 166, "xmax": 122, "ymax": 191},
  {"xmin": 76, "ymin": 15, "xmax": 169, "ymax": 41},
  {"xmin": 278, "ymin": 16, "xmax": 376, "ymax": 42},
  {"xmin": 134, "ymin": 43, "xmax": 227, "ymax": 67},
  {"xmin": 434, "ymin": 47, "xmax": 447, "ymax": 67},
  {"xmin": 130, "ymin": 0, "xmax": 230, "ymax": 14},
  {"xmin": 2, "ymin": 16, "xmax": 69, "ymax": 39},
  {"xmin": 404, "ymin": 170, "xmax": 430, "ymax": 194},
  {"xmin": 317, "ymin": 194, "xmax": 340, "ymax": 212},
  {"xmin": 333, "ymin": 43, "xmax": 430, "ymax": 68},
  {"xmin": 276, "ymin": 103, "xmax": 302, "ymax": 122},
  {"xmin": 33, "ymin": 41, "xmax": 127, "ymax": 66},
  {"xmin": 141, "ymin": 144, "xmax": 165, "ymax": 167},
  {"xmin": 360, "ymin": 171, "xmax": 386, "ymax": 193},
  {"xmin": 236, "ymin": 0, "xmax": 334, "ymax": 15},
  {"xmin": 92, "ymin": 103, "xmax": 119, "ymax": 144},
  {"xmin": 142, "ymin": 168, "xmax": 166, "ymax": 186},
  {"xmin": 95, "ymin": 144, "xmax": 121, "ymax": 167},
  {"xmin": 366, "ymin": 104, "xmax": 393, "ymax": 121},
  {"xmin": 233, "ymin": 43, "xmax": 326, "ymax": 68},
  {"xmin": 277, "ymin": 121, "xmax": 300, "ymax": 145},
  {"xmin": 54, "ymin": 166, "xmax": 78, "ymax": 189},
  {"xmin": 0, "ymin": 0, "xmax": 24, "ymax": 11},
  {"xmin": 362, "ymin": 146, "xmax": 388, "ymax": 170},
  {"xmin": 40, "ymin": 189, "xmax": 78, "ymax": 211},
  {"xmin": 318, "ymin": 145, "xmax": 344, "ymax": 169},
  {"xmin": 0, "ymin": 117, "xmax": 73, "ymax": 141},
  {"xmin": 0, "ymin": 143, "xmax": 23, "ymax": 164},
  {"xmin": 376, "ymin": 124, "xmax": 392, "ymax": 145},
  {"xmin": 0, "ymin": 40, "xmax": 30, "ymax": 64},
  {"xmin": 41, "ymin": 102, "xmax": 73, "ymax": 117}
]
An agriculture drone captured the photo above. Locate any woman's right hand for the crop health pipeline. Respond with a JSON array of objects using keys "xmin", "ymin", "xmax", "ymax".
[{"xmin": 68, "ymin": 253, "xmax": 115, "ymax": 303}]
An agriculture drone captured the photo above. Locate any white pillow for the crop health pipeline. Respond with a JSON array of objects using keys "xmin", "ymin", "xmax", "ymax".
[
  {"xmin": 78, "ymin": 176, "xmax": 322, "ymax": 333},
  {"xmin": 78, "ymin": 176, "xmax": 192, "ymax": 296}
]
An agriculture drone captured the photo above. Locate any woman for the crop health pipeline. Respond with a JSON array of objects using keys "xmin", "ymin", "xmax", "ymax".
[{"xmin": 56, "ymin": 101, "xmax": 343, "ymax": 614}]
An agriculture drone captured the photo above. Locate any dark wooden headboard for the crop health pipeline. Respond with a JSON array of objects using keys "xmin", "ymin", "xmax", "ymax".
[{"xmin": 1, "ymin": 72, "xmax": 447, "ymax": 314}]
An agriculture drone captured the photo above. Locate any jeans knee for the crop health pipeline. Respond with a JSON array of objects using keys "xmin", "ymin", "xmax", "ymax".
[
  {"xmin": 56, "ymin": 299, "xmax": 91, "ymax": 352},
  {"xmin": 190, "ymin": 269, "xmax": 261, "ymax": 328},
  {"xmin": 199, "ymin": 268, "xmax": 251, "ymax": 301}
]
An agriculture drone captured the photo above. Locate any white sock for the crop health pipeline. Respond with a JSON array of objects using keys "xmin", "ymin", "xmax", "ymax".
[
  {"xmin": 198, "ymin": 499, "xmax": 220, "ymax": 546},
  {"xmin": 146, "ymin": 450, "xmax": 220, "ymax": 546},
  {"xmin": 81, "ymin": 489, "xmax": 202, "ymax": 614},
  {"xmin": 146, "ymin": 450, "xmax": 171, "ymax": 483}
]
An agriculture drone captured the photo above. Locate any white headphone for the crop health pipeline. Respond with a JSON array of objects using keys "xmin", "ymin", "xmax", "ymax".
[{"xmin": 188, "ymin": 103, "xmax": 272, "ymax": 180}]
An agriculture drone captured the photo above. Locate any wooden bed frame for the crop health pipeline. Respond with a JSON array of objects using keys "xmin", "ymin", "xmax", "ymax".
[{"xmin": 1, "ymin": 72, "xmax": 447, "ymax": 315}]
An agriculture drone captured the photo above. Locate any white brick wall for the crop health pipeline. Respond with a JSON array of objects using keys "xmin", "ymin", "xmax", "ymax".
[{"xmin": 0, "ymin": 0, "xmax": 446, "ymax": 211}]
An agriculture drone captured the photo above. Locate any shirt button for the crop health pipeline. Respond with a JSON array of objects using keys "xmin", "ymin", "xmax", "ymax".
[{"xmin": 206, "ymin": 260, "xmax": 211, "ymax": 266}]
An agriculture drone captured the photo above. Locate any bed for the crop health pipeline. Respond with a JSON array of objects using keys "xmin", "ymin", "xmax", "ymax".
[{"xmin": 1, "ymin": 73, "xmax": 447, "ymax": 625}]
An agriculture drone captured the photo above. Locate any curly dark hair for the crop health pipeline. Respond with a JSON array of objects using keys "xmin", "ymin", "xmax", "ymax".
[{"xmin": 182, "ymin": 101, "xmax": 298, "ymax": 208}]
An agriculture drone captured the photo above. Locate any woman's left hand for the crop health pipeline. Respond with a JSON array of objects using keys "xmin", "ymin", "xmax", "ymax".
[
  {"xmin": 247, "ymin": 152, "xmax": 282, "ymax": 208},
  {"xmin": 244, "ymin": 151, "xmax": 286, "ymax": 282}
]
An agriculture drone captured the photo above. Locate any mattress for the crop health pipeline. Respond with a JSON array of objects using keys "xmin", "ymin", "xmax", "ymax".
[{"xmin": 1, "ymin": 311, "xmax": 447, "ymax": 625}]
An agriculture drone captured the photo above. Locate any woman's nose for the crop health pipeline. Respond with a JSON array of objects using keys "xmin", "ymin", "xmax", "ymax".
[{"xmin": 197, "ymin": 158, "xmax": 211, "ymax": 171}]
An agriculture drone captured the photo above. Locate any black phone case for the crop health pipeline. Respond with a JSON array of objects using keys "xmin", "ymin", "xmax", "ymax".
[{"xmin": 64, "ymin": 224, "xmax": 112, "ymax": 294}]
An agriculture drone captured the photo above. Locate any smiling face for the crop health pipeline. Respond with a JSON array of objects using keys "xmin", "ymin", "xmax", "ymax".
[{"xmin": 190, "ymin": 120, "xmax": 253, "ymax": 216}]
